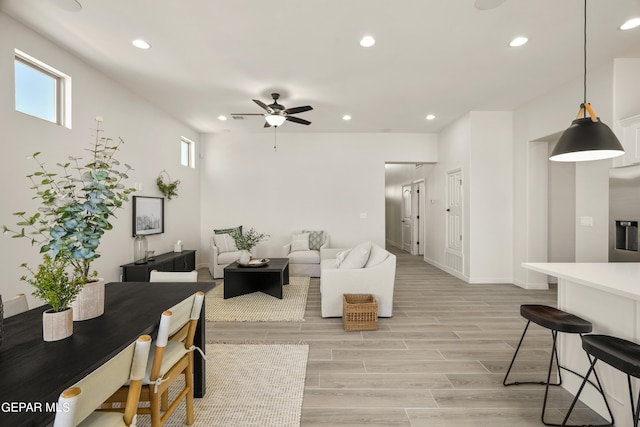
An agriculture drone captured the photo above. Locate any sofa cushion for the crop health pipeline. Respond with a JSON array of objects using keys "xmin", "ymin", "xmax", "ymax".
[
  {"xmin": 339, "ymin": 241, "xmax": 372, "ymax": 269},
  {"xmin": 335, "ymin": 249, "xmax": 352, "ymax": 267},
  {"xmin": 214, "ymin": 226, "xmax": 242, "ymax": 235},
  {"xmin": 213, "ymin": 233, "xmax": 238, "ymax": 253},
  {"xmin": 288, "ymin": 250, "xmax": 320, "ymax": 265},
  {"xmin": 291, "ymin": 233, "xmax": 310, "ymax": 252},
  {"xmin": 218, "ymin": 251, "xmax": 240, "ymax": 264},
  {"xmin": 365, "ymin": 244, "xmax": 389, "ymax": 267},
  {"xmin": 303, "ymin": 230, "xmax": 324, "ymax": 250}
]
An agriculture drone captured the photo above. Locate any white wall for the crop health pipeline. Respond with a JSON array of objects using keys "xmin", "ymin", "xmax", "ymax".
[
  {"xmin": 0, "ymin": 13, "xmax": 201, "ymax": 307},
  {"xmin": 468, "ymin": 111, "xmax": 513, "ymax": 283},
  {"xmin": 199, "ymin": 132, "xmax": 437, "ymax": 258}
]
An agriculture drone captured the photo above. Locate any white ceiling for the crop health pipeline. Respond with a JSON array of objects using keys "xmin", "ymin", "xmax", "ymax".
[{"xmin": 2, "ymin": 0, "xmax": 640, "ymax": 134}]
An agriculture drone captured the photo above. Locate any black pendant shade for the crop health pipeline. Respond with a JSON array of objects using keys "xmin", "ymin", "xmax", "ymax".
[
  {"xmin": 549, "ymin": 117, "xmax": 624, "ymax": 162},
  {"xmin": 549, "ymin": 0, "xmax": 625, "ymax": 162}
]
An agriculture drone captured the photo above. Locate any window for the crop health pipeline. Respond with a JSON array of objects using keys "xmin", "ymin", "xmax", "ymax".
[
  {"xmin": 181, "ymin": 137, "xmax": 195, "ymax": 168},
  {"xmin": 14, "ymin": 49, "xmax": 71, "ymax": 127}
]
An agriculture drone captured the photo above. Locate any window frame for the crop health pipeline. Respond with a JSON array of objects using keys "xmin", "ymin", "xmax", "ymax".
[
  {"xmin": 181, "ymin": 137, "xmax": 195, "ymax": 168},
  {"xmin": 14, "ymin": 49, "xmax": 71, "ymax": 128}
]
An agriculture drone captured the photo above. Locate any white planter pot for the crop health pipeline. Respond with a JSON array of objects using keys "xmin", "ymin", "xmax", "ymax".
[
  {"xmin": 239, "ymin": 250, "xmax": 251, "ymax": 264},
  {"xmin": 43, "ymin": 308, "xmax": 73, "ymax": 341},
  {"xmin": 71, "ymin": 278, "xmax": 105, "ymax": 321}
]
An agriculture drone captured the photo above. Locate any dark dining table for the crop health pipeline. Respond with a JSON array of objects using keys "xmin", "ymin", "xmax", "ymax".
[{"xmin": 0, "ymin": 281, "xmax": 213, "ymax": 427}]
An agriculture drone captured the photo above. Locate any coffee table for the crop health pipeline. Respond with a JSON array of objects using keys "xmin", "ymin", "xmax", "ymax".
[{"xmin": 224, "ymin": 258, "xmax": 290, "ymax": 299}]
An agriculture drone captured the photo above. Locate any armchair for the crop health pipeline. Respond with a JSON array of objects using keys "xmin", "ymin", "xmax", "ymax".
[
  {"xmin": 209, "ymin": 229, "xmax": 242, "ymax": 279},
  {"xmin": 282, "ymin": 230, "xmax": 329, "ymax": 277}
]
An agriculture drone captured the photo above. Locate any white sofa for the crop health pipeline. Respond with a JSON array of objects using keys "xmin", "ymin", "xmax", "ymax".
[
  {"xmin": 209, "ymin": 235, "xmax": 241, "ymax": 279},
  {"xmin": 320, "ymin": 243, "xmax": 396, "ymax": 317},
  {"xmin": 282, "ymin": 230, "xmax": 329, "ymax": 277}
]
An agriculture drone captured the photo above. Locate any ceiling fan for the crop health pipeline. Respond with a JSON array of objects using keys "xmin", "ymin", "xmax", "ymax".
[{"xmin": 232, "ymin": 93, "xmax": 313, "ymax": 127}]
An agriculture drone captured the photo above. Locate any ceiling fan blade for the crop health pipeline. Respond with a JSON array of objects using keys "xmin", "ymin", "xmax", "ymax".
[
  {"xmin": 264, "ymin": 121, "xmax": 272, "ymax": 128},
  {"xmin": 252, "ymin": 99, "xmax": 271, "ymax": 112},
  {"xmin": 231, "ymin": 113, "xmax": 264, "ymax": 116},
  {"xmin": 286, "ymin": 116, "xmax": 311, "ymax": 125},
  {"xmin": 284, "ymin": 105, "xmax": 313, "ymax": 115}
]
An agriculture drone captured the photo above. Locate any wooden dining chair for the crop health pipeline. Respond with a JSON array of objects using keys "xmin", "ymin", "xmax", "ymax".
[
  {"xmin": 149, "ymin": 270, "xmax": 198, "ymax": 282},
  {"xmin": 53, "ymin": 335, "xmax": 152, "ymax": 427},
  {"xmin": 104, "ymin": 291, "xmax": 205, "ymax": 427},
  {"xmin": 2, "ymin": 293, "xmax": 29, "ymax": 317}
]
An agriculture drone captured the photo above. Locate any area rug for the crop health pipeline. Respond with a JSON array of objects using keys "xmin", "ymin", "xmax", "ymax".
[
  {"xmin": 138, "ymin": 344, "xmax": 309, "ymax": 427},
  {"xmin": 205, "ymin": 276, "xmax": 310, "ymax": 322}
]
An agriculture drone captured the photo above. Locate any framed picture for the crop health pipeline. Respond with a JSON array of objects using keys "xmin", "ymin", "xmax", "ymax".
[{"xmin": 132, "ymin": 196, "xmax": 164, "ymax": 236}]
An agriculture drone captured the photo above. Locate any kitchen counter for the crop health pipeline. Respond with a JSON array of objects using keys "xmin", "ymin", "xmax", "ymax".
[{"xmin": 522, "ymin": 262, "xmax": 640, "ymax": 427}]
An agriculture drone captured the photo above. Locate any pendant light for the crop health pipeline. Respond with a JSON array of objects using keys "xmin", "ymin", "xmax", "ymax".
[{"xmin": 549, "ymin": 0, "xmax": 624, "ymax": 162}]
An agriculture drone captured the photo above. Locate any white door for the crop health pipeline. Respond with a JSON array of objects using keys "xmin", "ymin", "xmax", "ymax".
[
  {"xmin": 401, "ymin": 184, "xmax": 412, "ymax": 252},
  {"xmin": 445, "ymin": 170, "xmax": 464, "ymax": 273},
  {"xmin": 413, "ymin": 180, "xmax": 425, "ymax": 255}
]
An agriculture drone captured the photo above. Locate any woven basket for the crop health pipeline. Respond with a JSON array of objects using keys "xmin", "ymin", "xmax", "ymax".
[{"xmin": 343, "ymin": 294, "xmax": 378, "ymax": 331}]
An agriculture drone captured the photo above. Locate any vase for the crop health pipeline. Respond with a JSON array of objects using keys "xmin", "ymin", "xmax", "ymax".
[
  {"xmin": 71, "ymin": 278, "xmax": 105, "ymax": 321},
  {"xmin": 43, "ymin": 307, "xmax": 73, "ymax": 341},
  {"xmin": 134, "ymin": 235, "xmax": 148, "ymax": 264},
  {"xmin": 239, "ymin": 250, "xmax": 251, "ymax": 264}
]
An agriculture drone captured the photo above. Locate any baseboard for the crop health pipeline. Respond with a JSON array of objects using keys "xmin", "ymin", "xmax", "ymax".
[
  {"xmin": 424, "ymin": 257, "xmax": 470, "ymax": 283},
  {"xmin": 513, "ymin": 279, "xmax": 549, "ymax": 290}
]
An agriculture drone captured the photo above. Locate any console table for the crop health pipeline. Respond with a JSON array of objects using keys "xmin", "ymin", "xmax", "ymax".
[{"xmin": 121, "ymin": 250, "xmax": 196, "ymax": 282}]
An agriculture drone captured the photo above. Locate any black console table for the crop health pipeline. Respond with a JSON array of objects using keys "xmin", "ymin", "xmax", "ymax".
[{"xmin": 120, "ymin": 250, "xmax": 196, "ymax": 281}]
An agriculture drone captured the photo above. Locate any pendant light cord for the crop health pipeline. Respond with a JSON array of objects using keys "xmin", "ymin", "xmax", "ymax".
[{"xmin": 583, "ymin": 0, "xmax": 587, "ymax": 116}]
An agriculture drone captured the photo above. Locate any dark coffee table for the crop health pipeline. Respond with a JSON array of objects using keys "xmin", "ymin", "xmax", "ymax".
[{"xmin": 223, "ymin": 258, "xmax": 290, "ymax": 299}]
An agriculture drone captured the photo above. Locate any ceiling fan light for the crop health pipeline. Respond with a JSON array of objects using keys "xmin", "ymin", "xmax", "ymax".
[
  {"xmin": 265, "ymin": 114, "xmax": 286, "ymax": 127},
  {"xmin": 549, "ymin": 117, "xmax": 625, "ymax": 162}
]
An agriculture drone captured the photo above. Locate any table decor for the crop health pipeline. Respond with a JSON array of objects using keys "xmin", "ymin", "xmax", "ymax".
[
  {"xmin": 3, "ymin": 117, "xmax": 135, "ymax": 321},
  {"xmin": 229, "ymin": 227, "xmax": 270, "ymax": 264}
]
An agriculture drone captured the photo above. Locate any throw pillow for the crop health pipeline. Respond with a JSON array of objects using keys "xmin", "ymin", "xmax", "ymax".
[
  {"xmin": 214, "ymin": 225, "xmax": 242, "ymax": 235},
  {"xmin": 302, "ymin": 230, "xmax": 324, "ymax": 251},
  {"xmin": 335, "ymin": 249, "xmax": 352, "ymax": 267},
  {"xmin": 339, "ymin": 241, "xmax": 372, "ymax": 269},
  {"xmin": 213, "ymin": 233, "xmax": 238, "ymax": 253},
  {"xmin": 365, "ymin": 243, "xmax": 389, "ymax": 267},
  {"xmin": 291, "ymin": 233, "xmax": 310, "ymax": 252}
]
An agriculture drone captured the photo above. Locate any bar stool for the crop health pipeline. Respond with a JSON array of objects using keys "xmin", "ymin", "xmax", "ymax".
[
  {"xmin": 564, "ymin": 335, "xmax": 640, "ymax": 426},
  {"xmin": 503, "ymin": 305, "xmax": 611, "ymax": 426}
]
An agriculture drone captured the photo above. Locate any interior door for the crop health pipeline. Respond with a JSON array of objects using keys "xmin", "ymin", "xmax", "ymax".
[
  {"xmin": 414, "ymin": 180, "xmax": 425, "ymax": 255},
  {"xmin": 402, "ymin": 184, "xmax": 412, "ymax": 252},
  {"xmin": 445, "ymin": 170, "xmax": 464, "ymax": 273}
]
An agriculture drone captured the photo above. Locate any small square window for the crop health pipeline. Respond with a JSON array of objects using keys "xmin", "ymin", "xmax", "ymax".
[
  {"xmin": 14, "ymin": 49, "xmax": 71, "ymax": 127},
  {"xmin": 181, "ymin": 137, "xmax": 195, "ymax": 168}
]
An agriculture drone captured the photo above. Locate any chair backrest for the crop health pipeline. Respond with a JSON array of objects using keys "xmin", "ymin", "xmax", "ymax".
[
  {"xmin": 53, "ymin": 335, "xmax": 152, "ymax": 427},
  {"xmin": 149, "ymin": 292, "xmax": 205, "ymax": 381},
  {"xmin": 149, "ymin": 270, "xmax": 198, "ymax": 282},
  {"xmin": 2, "ymin": 294, "xmax": 29, "ymax": 317}
]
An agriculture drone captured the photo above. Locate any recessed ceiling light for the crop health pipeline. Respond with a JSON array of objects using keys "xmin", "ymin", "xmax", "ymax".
[
  {"xmin": 218, "ymin": 115, "xmax": 227, "ymax": 121},
  {"xmin": 343, "ymin": 115, "xmax": 352, "ymax": 121},
  {"xmin": 360, "ymin": 36, "xmax": 375, "ymax": 48},
  {"xmin": 620, "ymin": 18, "xmax": 640, "ymax": 31},
  {"xmin": 132, "ymin": 39, "xmax": 151, "ymax": 49},
  {"xmin": 426, "ymin": 114, "xmax": 436, "ymax": 120},
  {"xmin": 509, "ymin": 36, "xmax": 528, "ymax": 47}
]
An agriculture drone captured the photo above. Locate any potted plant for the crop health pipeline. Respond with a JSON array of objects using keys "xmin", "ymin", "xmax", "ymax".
[
  {"xmin": 3, "ymin": 117, "xmax": 135, "ymax": 320},
  {"xmin": 229, "ymin": 227, "xmax": 270, "ymax": 264},
  {"xmin": 21, "ymin": 255, "xmax": 83, "ymax": 341}
]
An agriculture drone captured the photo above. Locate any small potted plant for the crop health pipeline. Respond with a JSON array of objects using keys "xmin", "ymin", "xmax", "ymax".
[
  {"xmin": 3, "ymin": 117, "xmax": 135, "ymax": 320},
  {"xmin": 229, "ymin": 227, "xmax": 270, "ymax": 264},
  {"xmin": 20, "ymin": 255, "xmax": 83, "ymax": 341}
]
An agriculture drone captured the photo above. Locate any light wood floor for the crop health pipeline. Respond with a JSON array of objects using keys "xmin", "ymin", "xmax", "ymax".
[{"xmin": 203, "ymin": 248, "xmax": 608, "ymax": 426}]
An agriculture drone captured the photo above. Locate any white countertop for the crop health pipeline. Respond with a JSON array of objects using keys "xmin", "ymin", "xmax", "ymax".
[{"xmin": 523, "ymin": 262, "xmax": 640, "ymax": 301}]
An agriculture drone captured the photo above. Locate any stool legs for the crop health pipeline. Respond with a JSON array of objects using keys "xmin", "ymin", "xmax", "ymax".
[
  {"xmin": 562, "ymin": 357, "xmax": 614, "ymax": 427},
  {"xmin": 504, "ymin": 322, "xmax": 611, "ymax": 426}
]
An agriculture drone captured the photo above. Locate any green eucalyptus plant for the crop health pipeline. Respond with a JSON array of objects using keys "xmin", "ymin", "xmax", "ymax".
[
  {"xmin": 20, "ymin": 255, "xmax": 83, "ymax": 313},
  {"xmin": 229, "ymin": 227, "xmax": 270, "ymax": 251},
  {"xmin": 3, "ymin": 117, "xmax": 135, "ymax": 284},
  {"xmin": 156, "ymin": 170, "xmax": 180, "ymax": 200}
]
